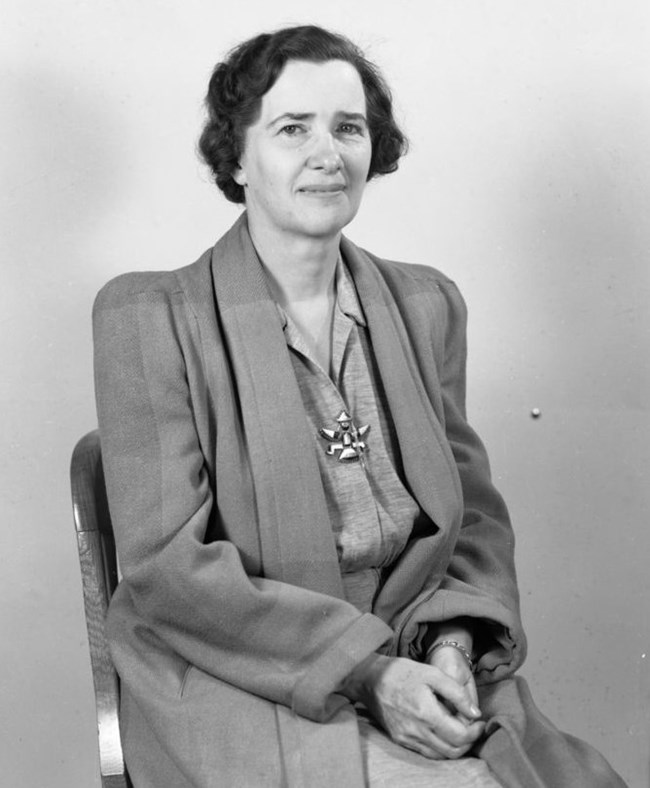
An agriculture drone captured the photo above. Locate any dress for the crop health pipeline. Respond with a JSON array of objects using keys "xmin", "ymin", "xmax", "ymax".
[
  {"xmin": 93, "ymin": 213, "xmax": 627, "ymax": 787},
  {"xmin": 278, "ymin": 260, "xmax": 500, "ymax": 787}
]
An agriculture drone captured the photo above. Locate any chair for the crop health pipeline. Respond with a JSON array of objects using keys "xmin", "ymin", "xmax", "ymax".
[
  {"xmin": 71, "ymin": 430, "xmax": 131, "ymax": 788},
  {"xmin": 70, "ymin": 432, "xmax": 501, "ymax": 788}
]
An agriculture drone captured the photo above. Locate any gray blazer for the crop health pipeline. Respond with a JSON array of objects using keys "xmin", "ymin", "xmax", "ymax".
[{"xmin": 93, "ymin": 214, "xmax": 623, "ymax": 787}]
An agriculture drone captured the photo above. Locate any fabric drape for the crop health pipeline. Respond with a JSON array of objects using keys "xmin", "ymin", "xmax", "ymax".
[{"xmin": 93, "ymin": 213, "xmax": 626, "ymax": 787}]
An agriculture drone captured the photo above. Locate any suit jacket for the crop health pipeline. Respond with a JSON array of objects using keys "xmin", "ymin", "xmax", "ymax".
[{"xmin": 93, "ymin": 214, "xmax": 625, "ymax": 787}]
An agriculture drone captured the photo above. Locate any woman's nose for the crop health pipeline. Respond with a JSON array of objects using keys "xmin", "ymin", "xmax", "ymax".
[{"xmin": 308, "ymin": 133, "xmax": 343, "ymax": 173}]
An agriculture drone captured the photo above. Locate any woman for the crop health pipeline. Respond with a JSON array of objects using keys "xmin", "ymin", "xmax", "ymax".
[{"xmin": 93, "ymin": 25, "xmax": 626, "ymax": 787}]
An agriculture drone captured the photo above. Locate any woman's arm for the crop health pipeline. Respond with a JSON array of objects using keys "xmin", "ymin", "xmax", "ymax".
[
  {"xmin": 93, "ymin": 273, "xmax": 392, "ymax": 721},
  {"xmin": 396, "ymin": 275, "xmax": 527, "ymax": 681}
]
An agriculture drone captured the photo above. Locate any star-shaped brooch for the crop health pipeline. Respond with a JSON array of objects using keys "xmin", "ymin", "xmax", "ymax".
[{"xmin": 318, "ymin": 410, "xmax": 370, "ymax": 464}]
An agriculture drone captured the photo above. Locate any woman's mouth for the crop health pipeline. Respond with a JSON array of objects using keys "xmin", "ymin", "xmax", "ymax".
[{"xmin": 298, "ymin": 184, "xmax": 346, "ymax": 194}]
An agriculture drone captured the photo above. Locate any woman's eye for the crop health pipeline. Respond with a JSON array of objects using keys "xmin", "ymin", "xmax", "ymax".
[
  {"xmin": 338, "ymin": 123, "xmax": 363, "ymax": 135},
  {"xmin": 280, "ymin": 124, "xmax": 303, "ymax": 136}
]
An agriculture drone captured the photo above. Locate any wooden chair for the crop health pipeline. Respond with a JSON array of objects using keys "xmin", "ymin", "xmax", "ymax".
[{"xmin": 71, "ymin": 430, "xmax": 131, "ymax": 788}]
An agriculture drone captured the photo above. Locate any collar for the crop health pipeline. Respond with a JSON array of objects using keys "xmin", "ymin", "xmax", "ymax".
[
  {"xmin": 206, "ymin": 212, "xmax": 462, "ymax": 597},
  {"xmin": 274, "ymin": 255, "xmax": 367, "ymax": 330}
]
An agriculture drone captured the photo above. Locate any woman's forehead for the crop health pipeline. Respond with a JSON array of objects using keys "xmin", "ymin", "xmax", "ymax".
[{"xmin": 259, "ymin": 60, "xmax": 367, "ymax": 119}]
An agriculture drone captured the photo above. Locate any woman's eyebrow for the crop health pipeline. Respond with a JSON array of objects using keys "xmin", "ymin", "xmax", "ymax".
[
  {"xmin": 338, "ymin": 112, "xmax": 368, "ymax": 125},
  {"xmin": 266, "ymin": 111, "xmax": 368, "ymax": 129},
  {"xmin": 266, "ymin": 112, "xmax": 313, "ymax": 128}
]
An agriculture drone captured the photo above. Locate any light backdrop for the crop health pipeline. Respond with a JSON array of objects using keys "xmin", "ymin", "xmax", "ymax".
[{"xmin": 1, "ymin": 1, "xmax": 648, "ymax": 785}]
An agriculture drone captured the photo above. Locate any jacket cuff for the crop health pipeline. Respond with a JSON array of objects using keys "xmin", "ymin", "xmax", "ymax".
[
  {"xmin": 395, "ymin": 588, "xmax": 526, "ymax": 684},
  {"xmin": 291, "ymin": 613, "xmax": 393, "ymax": 721}
]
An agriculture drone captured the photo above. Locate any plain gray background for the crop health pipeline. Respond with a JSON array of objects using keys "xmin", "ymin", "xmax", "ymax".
[{"xmin": 1, "ymin": 1, "xmax": 648, "ymax": 785}]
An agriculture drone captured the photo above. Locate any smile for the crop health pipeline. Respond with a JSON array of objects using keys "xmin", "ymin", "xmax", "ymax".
[{"xmin": 298, "ymin": 185, "xmax": 346, "ymax": 194}]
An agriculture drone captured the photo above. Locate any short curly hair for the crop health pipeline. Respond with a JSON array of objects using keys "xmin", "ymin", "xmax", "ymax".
[{"xmin": 198, "ymin": 25, "xmax": 408, "ymax": 204}]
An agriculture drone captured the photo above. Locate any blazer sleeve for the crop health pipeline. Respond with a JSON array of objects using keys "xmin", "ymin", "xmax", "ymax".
[
  {"xmin": 402, "ymin": 275, "xmax": 527, "ymax": 683},
  {"xmin": 92, "ymin": 273, "xmax": 392, "ymax": 722}
]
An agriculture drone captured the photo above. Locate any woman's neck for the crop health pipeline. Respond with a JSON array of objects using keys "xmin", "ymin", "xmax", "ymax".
[
  {"xmin": 247, "ymin": 221, "xmax": 340, "ymax": 306},
  {"xmin": 247, "ymin": 221, "xmax": 340, "ymax": 373}
]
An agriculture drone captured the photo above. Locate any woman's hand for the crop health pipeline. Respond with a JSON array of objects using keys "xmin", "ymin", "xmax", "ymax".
[
  {"xmin": 341, "ymin": 654, "xmax": 485, "ymax": 760},
  {"xmin": 425, "ymin": 645, "xmax": 479, "ymax": 726}
]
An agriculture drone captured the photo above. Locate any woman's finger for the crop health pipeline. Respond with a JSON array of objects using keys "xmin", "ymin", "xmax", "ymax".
[
  {"xmin": 400, "ymin": 722, "xmax": 483, "ymax": 760},
  {"xmin": 424, "ymin": 699, "xmax": 486, "ymax": 749},
  {"xmin": 399, "ymin": 681, "xmax": 484, "ymax": 751},
  {"xmin": 421, "ymin": 664, "xmax": 481, "ymax": 720},
  {"xmin": 454, "ymin": 673, "xmax": 480, "ymax": 726}
]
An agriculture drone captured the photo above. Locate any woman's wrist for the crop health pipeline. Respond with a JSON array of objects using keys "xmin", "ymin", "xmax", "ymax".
[
  {"xmin": 425, "ymin": 639, "xmax": 475, "ymax": 672},
  {"xmin": 423, "ymin": 618, "xmax": 475, "ymax": 662},
  {"xmin": 339, "ymin": 652, "xmax": 387, "ymax": 703}
]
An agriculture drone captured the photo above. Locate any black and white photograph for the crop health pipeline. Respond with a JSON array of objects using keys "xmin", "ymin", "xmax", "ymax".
[{"xmin": 1, "ymin": 2, "xmax": 648, "ymax": 786}]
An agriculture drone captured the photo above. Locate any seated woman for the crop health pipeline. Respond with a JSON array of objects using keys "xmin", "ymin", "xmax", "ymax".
[{"xmin": 93, "ymin": 24, "xmax": 627, "ymax": 788}]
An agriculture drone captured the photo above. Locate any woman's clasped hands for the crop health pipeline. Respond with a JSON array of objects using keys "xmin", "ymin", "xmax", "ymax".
[{"xmin": 341, "ymin": 650, "xmax": 485, "ymax": 760}]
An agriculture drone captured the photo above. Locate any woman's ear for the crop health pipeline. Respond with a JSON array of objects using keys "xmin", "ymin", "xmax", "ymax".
[{"xmin": 232, "ymin": 164, "xmax": 247, "ymax": 187}]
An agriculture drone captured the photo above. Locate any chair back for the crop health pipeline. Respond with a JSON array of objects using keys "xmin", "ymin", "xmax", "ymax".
[{"xmin": 71, "ymin": 430, "xmax": 130, "ymax": 788}]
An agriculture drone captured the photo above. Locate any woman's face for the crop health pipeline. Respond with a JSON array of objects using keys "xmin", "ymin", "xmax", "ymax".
[{"xmin": 233, "ymin": 59, "xmax": 372, "ymax": 245}]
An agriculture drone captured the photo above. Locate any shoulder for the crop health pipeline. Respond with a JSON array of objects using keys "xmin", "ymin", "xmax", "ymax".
[
  {"xmin": 93, "ymin": 248, "xmax": 212, "ymax": 317},
  {"xmin": 379, "ymin": 255, "xmax": 460, "ymax": 295},
  {"xmin": 349, "ymin": 241, "xmax": 467, "ymax": 319},
  {"xmin": 92, "ymin": 255, "xmax": 215, "ymax": 383},
  {"xmin": 374, "ymin": 255, "xmax": 455, "ymax": 288},
  {"xmin": 93, "ymin": 270, "xmax": 179, "ymax": 313}
]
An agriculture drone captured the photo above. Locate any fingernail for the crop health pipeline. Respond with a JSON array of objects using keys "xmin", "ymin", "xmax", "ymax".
[{"xmin": 470, "ymin": 705, "xmax": 481, "ymax": 718}]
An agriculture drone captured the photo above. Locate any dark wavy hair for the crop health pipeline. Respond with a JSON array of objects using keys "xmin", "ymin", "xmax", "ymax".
[{"xmin": 198, "ymin": 25, "xmax": 408, "ymax": 204}]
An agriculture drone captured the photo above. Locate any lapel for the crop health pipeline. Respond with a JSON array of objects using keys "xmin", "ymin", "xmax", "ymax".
[
  {"xmin": 340, "ymin": 236, "xmax": 462, "ymax": 535},
  {"xmin": 209, "ymin": 214, "xmax": 344, "ymax": 598},
  {"xmin": 206, "ymin": 214, "xmax": 461, "ymax": 597}
]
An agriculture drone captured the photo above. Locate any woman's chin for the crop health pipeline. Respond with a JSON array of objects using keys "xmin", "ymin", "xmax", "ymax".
[{"xmin": 295, "ymin": 205, "xmax": 359, "ymax": 239}]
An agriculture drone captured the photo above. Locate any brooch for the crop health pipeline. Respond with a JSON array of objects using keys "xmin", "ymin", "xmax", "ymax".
[{"xmin": 318, "ymin": 410, "xmax": 370, "ymax": 464}]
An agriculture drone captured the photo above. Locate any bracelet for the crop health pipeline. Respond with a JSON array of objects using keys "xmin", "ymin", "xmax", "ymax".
[{"xmin": 425, "ymin": 639, "xmax": 475, "ymax": 672}]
